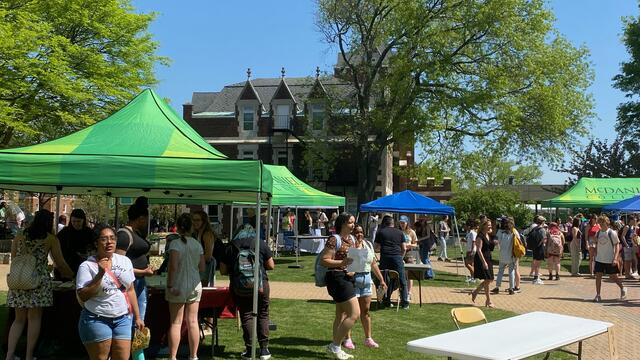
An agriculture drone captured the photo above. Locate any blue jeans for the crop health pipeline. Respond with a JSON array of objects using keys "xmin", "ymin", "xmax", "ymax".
[
  {"xmin": 438, "ymin": 236, "xmax": 448, "ymax": 259},
  {"xmin": 134, "ymin": 277, "xmax": 147, "ymax": 320},
  {"xmin": 495, "ymin": 261, "xmax": 516, "ymax": 289},
  {"xmin": 78, "ymin": 309, "xmax": 132, "ymax": 344},
  {"xmin": 380, "ymin": 255, "xmax": 408, "ymax": 307},
  {"xmin": 418, "ymin": 243, "xmax": 435, "ymax": 279}
]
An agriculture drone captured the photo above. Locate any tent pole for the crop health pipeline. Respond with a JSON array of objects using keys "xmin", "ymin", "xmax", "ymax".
[
  {"xmin": 230, "ymin": 204, "xmax": 234, "ymax": 241},
  {"xmin": 453, "ymin": 215, "xmax": 462, "ymax": 276},
  {"xmin": 115, "ymin": 197, "xmax": 120, "ymax": 229},
  {"xmin": 275, "ymin": 208, "xmax": 281, "ymax": 257},
  {"xmin": 251, "ymin": 192, "xmax": 261, "ymax": 360},
  {"xmin": 104, "ymin": 194, "xmax": 110, "ymax": 226},
  {"xmin": 266, "ymin": 198, "xmax": 273, "ymax": 254},
  {"xmin": 55, "ymin": 188, "xmax": 62, "ymax": 234}
]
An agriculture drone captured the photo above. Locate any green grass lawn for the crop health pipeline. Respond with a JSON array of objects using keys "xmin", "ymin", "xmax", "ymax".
[{"xmin": 0, "ymin": 294, "xmax": 574, "ymax": 360}]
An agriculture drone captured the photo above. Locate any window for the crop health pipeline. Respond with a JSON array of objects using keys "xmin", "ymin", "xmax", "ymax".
[
  {"xmin": 275, "ymin": 104, "xmax": 290, "ymax": 129},
  {"xmin": 276, "ymin": 150, "xmax": 288, "ymax": 166},
  {"xmin": 240, "ymin": 150, "xmax": 256, "ymax": 160},
  {"xmin": 243, "ymin": 106, "xmax": 254, "ymax": 131},
  {"xmin": 311, "ymin": 104, "xmax": 325, "ymax": 131}
]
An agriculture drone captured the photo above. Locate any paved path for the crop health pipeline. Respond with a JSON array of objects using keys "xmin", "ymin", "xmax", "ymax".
[{"xmin": 1, "ymin": 260, "xmax": 639, "ymax": 359}]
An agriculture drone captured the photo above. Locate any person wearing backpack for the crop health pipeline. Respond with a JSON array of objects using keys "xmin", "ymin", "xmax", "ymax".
[
  {"xmin": 220, "ymin": 221, "xmax": 275, "ymax": 360},
  {"xmin": 319, "ymin": 212, "xmax": 358, "ymax": 360},
  {"xmin": 620, "ymin": 216, "xmax": 638, "ymax": 279},
  {"xmin": 526, "ymin": 215, "xmax": 548, "ymax": 285},
  {"xmin": 546, "ymin": 223, "xmax": 565, "ymax": 281},
  {"xmin": 593, "ymin": 215, "xmax": 627, "ymax": 302}
]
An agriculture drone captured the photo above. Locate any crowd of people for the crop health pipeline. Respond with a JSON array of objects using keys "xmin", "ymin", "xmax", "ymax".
[{"xmin": 4, "ymin": 196, "xmax": 276, "ymax": 360}]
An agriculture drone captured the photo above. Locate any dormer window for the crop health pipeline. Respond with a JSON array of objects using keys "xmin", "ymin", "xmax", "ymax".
[
  {"xmin": 243, "ymin": 106, "xmax": 254, "ymax": 131},
  {"xmin": 311, "ymin": 104, "xmax": 325, "ymax": 131}
]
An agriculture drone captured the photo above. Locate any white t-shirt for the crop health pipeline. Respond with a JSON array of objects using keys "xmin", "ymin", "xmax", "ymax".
[
  {"xmin": 465, "ymin": 230, "xmax": 477, "ymax": 253},
  {"xmin": 76, "ymin": 253, "xmax": 135, "ymax": 317},
  {"xmin": 595, "ymin": 229, "xmax": 619, "ymax": 264}
]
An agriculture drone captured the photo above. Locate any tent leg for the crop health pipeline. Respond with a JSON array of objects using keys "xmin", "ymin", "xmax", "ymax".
[
  {"xmin": 266, "ymin": 199, "xmax": 273, "ymax": 254},
  {"xmin": 115, "ymin": 197, "xmax": 120, "ymax": 229},
  {"xmin": 453, "ymin": 216, "xmax": 462, "ymax": 276},
  {"xmin": 275, "ymin": 208, "xmax": 281, "ymax": 257},
  {"xmin": 251, "ymin": 192, "xmax": 262, "ymax": 360},
  {"xmin": 55, "ymin": 188, "xmax": 62, "ymax": 234},
  {"xmin": 230, "ymin": 205, "xmax": 234, "ymax": 241},
  {"xmin": 104, "ymin": 195, "xmax": 110, "ymax": 226}
]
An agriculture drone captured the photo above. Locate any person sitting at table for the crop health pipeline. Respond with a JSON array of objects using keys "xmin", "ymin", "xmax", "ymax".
[
  {"xmin": 342, "ymin": 224, "xmax": 386, "ymax": 350},
  {"xmin": 320, "ymin": 212, "xmax": 358, "ymax": 360},
  {"xmin": 76, "ymin": 225, "xmax": 145, "ymax": 360},
  {"xmin": 220, "ymin": 221, "xmax": 275, "ymax": 360},
  {"xmin": 5, "ymin": 209, "xmax": 74, "ymax": 360},
  {"xmin": 166, "ymin": 213, "xmax": 205, "ymax": 360},
  {"xmin": 56, "ymin": 208, "xmax": 95, "ymax": 278},
  {"xmin": 191, "ymin": 210, "xmax": 216, "ymax": 287},
  {"xmin": 470, "ymin": 219, "xmax": 495, "ymax": 308}
]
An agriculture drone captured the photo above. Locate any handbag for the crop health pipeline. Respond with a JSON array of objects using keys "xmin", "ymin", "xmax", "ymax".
[
  {"xmin": 131, "ymin": 327, "xmax": 151, "ymax": 352},
  {"xmin": 7, "ymin": 237, "xmax": 40, "ymax": 290},
  {"xmin": 512, "ymin": 229, "xmax": 526, "ymax": 258}
]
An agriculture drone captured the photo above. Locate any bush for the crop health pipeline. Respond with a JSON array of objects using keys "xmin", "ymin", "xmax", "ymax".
[{"xmin": 449, "ymin": 188, "xmax": 532, "ymax": 228}]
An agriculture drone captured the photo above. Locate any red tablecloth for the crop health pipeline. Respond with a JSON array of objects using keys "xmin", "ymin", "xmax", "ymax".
[{"xmin": 146, "ymin": 286, "xmax": 235, "ymax": 349}]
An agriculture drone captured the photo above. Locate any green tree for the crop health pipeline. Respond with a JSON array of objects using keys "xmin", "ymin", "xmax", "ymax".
[
  {"xmin": 449, "ymin": 188, "xmax": 532, "ymax": 228},
  {"xmin": 315, "ymin": 0, "xmax": 593, "ymax": 205},
  {"xmin": 0, "ymin": 0, "xmax": 168, "ymax": 147},
  {"xmin": 613, "ymin": 6, "xmax": 640, "ymax": 138}
]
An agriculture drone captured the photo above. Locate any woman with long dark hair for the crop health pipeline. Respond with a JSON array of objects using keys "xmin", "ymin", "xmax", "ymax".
[
  {"xmin": 191, "ymin": 210, "xmax": 216, "ymax": 286},
  {"xmin": 6, "ymin": 210, "xmax": 73, "ymax": 360},
  {"xmin": 166, "ymin": 213, "xmax": 205, "ymax": 360},
  {"xmin": 320, "ymin": 212, "xmax": 358, "ymax": 360},
  {"xmin": 470, "ymin": 220, "xmax": 495, "ymax": 308}
]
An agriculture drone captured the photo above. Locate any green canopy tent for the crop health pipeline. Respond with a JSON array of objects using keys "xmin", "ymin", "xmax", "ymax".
[
  {"xmin": 544, "ymin": 177, "xmax": 640, "ymax": 208},
  {"xmin": 0, "ymin": 89, "xmax": 269, "ymax": 202},
  {"xmin": 0, "ymin": 88, "xmax": 270, "ymax": 359}
]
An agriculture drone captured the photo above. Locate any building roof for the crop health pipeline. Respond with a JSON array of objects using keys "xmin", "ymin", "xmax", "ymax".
[{"xmin": 191, "ymin": 75, "xmax": 354, "ymax": 116}]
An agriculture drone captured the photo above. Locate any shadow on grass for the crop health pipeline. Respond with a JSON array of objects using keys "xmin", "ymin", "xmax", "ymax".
[
  {"xmin": 270, "ymin": 336, "xmax": 328, "ymax": 347},
  {"xmin": 305, "ymin": 299, "xmax": 334, "ymax": 304}
]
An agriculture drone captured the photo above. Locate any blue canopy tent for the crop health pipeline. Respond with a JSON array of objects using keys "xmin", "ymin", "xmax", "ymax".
[
  {"xmin": 603, "ymin": 194, "xmax": 640, "ymax": 212},
  {"xmin": 360, "ymin": 190, "xmax": 455, "ymax": 215},
  {"xmin": 360, "ymin": 190, "xmax": 461, "ymax": 275}
]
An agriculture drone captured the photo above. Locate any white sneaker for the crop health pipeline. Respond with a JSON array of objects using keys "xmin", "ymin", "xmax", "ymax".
[
  {"xmin": 533, "ymin": 278, "xmax": 544, "ymax": 285},
  {"xmin": 326, "ymin": 344, "xmax": 354, "ymax": 359},
  {"xmin": 621, "ymin": 287, "xmax": 628, "ymax": 300}
]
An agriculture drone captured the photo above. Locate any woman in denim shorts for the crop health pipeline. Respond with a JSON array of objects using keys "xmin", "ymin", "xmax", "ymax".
[
  {"xmin": 76, "ymin": 226, "xmax": 145, "ymax": 360},
  {"xmin": 342, "ymin": 224, "xmax": 387, "ymax": 350}
]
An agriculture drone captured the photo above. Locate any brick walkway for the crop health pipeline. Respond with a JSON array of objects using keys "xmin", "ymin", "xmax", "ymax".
[{"xmin": 2, "ymin": 260, "xmax": 638, "ymax": 359}]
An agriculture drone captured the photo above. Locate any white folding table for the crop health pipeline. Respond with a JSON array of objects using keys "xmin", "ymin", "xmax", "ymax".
[{"xmin": 407, "ymin": 311, "xmax": 617, "ymax": 360}]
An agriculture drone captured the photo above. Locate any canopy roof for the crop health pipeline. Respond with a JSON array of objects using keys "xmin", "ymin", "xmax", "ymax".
[
  {"xmin": 602, "ymin": 194, "xmax": 640, "ymax": 212},
  {"xmin": 360, "ymin": 190, "xmax": 455, "ymax": 216},
  {"xmin": 0, "ymin": 89, "xmax": 268, "ymax": 202},
  {"xmin": 262, "ymin": 165, "xmax": 344, "ymax": 207},
  {"xmin": 545, "ymin": 178, "xmax": 640, "ymax": 208}
]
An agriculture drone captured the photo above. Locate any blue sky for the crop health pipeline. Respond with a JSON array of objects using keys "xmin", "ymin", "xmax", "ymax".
[{"xmin": 133, "ymin": 0, "xmax": 638, "ymax": 183}]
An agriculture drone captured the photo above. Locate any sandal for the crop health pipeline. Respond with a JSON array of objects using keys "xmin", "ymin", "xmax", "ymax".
[
  {"xmin": 471, "ymin": 290, "xmax": 478, "ymax": 303},
  {"xmin": 485, "ymin": 302, "xmax": 495, "ymax": 308}
]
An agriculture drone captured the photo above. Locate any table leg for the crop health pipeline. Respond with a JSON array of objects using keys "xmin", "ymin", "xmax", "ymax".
[
  {"xmin": 288, "ymin": 237, "xmax": 302, "ymax": 268},
  {"xmin": 418, "ymin": 278, "xmax": 422, "ymax": 307},
  {"xmin": 607, "ymin": 326, "xmax": 618, "ymax": 360},
  {"xmin": 578, "ymin": 340, "xmax": 582, "ymax": 360}
]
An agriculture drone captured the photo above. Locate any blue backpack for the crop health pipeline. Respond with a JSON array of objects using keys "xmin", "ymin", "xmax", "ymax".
[{"xmin": 314, "ymin": 235, "xmax": 342, "ymax": 287}]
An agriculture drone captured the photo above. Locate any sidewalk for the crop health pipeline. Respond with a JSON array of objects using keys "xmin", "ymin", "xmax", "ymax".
[{"xmin": 2, "ymin": 261, "xmax": 639, "ymax": 359}]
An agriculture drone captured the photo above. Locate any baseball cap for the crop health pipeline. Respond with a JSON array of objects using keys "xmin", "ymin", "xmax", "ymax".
[
  {"xmin": 534, "ymin": 215, "xmax": 546, "ymax": 223},
  {"xmin": 399, "ymin": 215, "xmax": 409, "ymax": 223}
]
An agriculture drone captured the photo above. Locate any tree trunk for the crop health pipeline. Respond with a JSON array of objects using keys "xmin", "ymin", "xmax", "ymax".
[
  {"xmin": 356, "ymin": 146, "xmax": 384, "ymax": 207},
  {"xmin": 0, "ymin": 126, "xmax": 14, "ymax": 148}
]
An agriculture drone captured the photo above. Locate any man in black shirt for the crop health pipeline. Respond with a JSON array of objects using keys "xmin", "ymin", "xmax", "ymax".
[
  {"xmin": 374, "ymin": 215, "xmax": 409, "ymax": 309},
  {"xmin": 220, "ymin": 224, "xmax": 275, "ymax": 360}
]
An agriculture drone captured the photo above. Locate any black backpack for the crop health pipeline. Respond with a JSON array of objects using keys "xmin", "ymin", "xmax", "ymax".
[{"xmin": 526, "ymin": 226, "xmax": 544, "ymax": 250}]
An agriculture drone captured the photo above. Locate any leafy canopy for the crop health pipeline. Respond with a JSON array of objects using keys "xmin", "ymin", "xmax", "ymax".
[
  {"xmin": 449, "ymin": 188, "xmax": 532, "ymax": 228},
  {"xmin": 315, "ymin": 0, "xmax": 593, "ymax": 203},
  {"xmin": 0, "ymin": 0, "xmax": 168, "ymax": 147}
]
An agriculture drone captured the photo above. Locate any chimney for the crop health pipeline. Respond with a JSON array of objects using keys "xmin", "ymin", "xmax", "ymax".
[{"xmin": 182, "ymin": 102, "xmax": 193, "ymax": 121}]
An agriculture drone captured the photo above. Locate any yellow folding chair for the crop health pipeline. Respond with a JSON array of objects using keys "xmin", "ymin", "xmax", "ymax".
[{"xmin": 450, "ymin": 307, "xmax": 487, "ymax": 329}]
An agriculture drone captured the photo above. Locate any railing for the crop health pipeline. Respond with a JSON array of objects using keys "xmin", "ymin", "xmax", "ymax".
[{"xmin": 273, "ymin": 114, "xmax": 291, "ymax": 130}]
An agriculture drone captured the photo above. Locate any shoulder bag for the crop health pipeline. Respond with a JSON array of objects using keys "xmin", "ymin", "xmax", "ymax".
[{"xmin": 7, "ymin": 236, "xmax": 40, "ymax": 290}]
